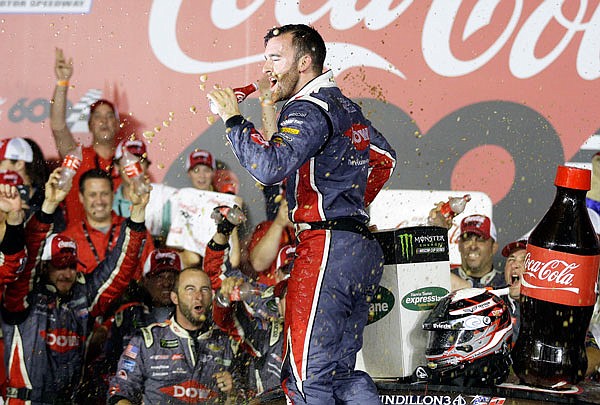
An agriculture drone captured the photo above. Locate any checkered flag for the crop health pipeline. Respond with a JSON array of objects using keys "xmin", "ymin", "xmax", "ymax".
[{"xmin": 66, "ymin": 88, "xmax": 103, "ymax": 133}]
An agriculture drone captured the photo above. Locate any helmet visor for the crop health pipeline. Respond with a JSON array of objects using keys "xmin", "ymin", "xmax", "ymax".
[{"xmin": 425, "ymin": 329, "xmax": 475, "ymax": 356}]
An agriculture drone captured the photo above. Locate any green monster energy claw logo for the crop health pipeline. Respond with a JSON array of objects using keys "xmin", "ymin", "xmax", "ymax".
[{"xmin": 398, "ymin": 233, "xmax": 414, "ymax": 260}]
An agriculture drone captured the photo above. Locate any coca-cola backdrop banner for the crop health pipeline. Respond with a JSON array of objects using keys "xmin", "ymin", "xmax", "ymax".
[{"xmin": 1, "ymin": 0, "xmax": 599, "ymax": 250}]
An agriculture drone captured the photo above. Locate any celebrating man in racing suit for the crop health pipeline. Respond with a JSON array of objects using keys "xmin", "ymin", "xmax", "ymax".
[
  {"xmin": 108, "ymin": 268, "xmax": 243, "ymax": 404},
  {"xmin": 208, "ymin": 24, "xmax": 396, "ymax": 405},
  {"xmin": 1, "ymin": 168, "xmax": 150, "ymax": 404}
]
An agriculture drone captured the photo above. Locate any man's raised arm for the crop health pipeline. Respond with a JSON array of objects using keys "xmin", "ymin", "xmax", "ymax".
[{"xmin": 50, "ymin": 47, "xmax": 77, "ymax": 158}]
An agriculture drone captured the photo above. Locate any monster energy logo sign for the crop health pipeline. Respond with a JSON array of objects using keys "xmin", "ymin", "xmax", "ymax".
[{"xmin": 398, "ymin": 233, "xmax": 414, "ymax": 260}]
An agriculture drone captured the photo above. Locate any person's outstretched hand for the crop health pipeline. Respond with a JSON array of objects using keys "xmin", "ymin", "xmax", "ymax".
[{"xmin": 55, "ymin": 48, "xmax": 73, "ymax": 82}]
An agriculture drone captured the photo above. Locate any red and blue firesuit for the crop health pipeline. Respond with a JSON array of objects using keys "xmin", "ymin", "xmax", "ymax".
[
  {"xmin": 0, "ymin": 222, "xmax": 27, "ymax": 286},
  {"xmin": 225, "ymin": 70, "xmax": 396, "ymax": 404},
  {"xmin": 107, "ymin": 316, "xmax": 241, "ymax": 404},
  {"xmin": 0, "ymin": 220, "xmax": 28, "ymax": 399},
  {"xmin": 1, "ymin": 210, "xmax": 147, "ymax": 404}
]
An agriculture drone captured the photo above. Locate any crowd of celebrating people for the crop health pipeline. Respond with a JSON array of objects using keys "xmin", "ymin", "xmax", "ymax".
[{"xmin": 2, "ymin": 22, "xmax": 600, "ymax": 405}]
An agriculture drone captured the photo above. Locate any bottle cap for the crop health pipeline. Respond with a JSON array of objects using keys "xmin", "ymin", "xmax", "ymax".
[{"xmin": 554, "ymin": 165, "xmax": 591, "ymax": 190}]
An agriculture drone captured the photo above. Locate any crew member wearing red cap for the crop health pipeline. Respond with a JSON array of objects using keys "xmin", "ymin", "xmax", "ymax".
[
  {"xmin": 113, "ymin": 248, "xmax": 183, "ymax": 333},
  {"xmin": 186, "ymin": 148, "xmax": 241, "ymax": 195},
  {"xmin": 0, "ymin": 138, "xmax": 66, "ymax": 234},
  {"xmin": 51, "ymin": 48, "xmax": 122, "ymax": 227},
  {"xmin": 0, "ymin": 138, "xmax": 34, "ymax": 208},
  {"xmin": 0, "ymin": 138, "xmax": 34, "ymax": 173},
  {"xmin": 452, "ymin": 214, "xmax": 505, "ymax": 289},
  {"xmin": 186, "ymin": 149, "xmax": 217, "ymax": 191},
  {"xmin": 80, "ymin": 248, "xmax": 183, "ymax": 404},
  {"xmin": 498, "ymin": 237, "xmax": 527, "ymax": 342},
  {"xmin": 502, "ymin": 239, "xmax": 527, "ymax": 302},
  {"xmin": 1, "ymin": 167, "xmax": 149, "ymax": 403}
]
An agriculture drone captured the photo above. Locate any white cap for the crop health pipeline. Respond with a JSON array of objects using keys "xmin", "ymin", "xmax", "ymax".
[{"xmin": 0, "ymin": 138, "xmax": 33, "ymax": 163}]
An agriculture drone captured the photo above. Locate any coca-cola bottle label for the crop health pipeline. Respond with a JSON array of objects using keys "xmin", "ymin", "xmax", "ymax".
[
  {"xmin": 229, "ymin": 285, "xmax": 242, "ymax": 302},
  {"xmin": 439, "ymin": 202, "xmax": 453, "ymax": 218},
  {"xmin": 233, "ymin": 83, "xmax": 258, "ymax": 103},
  {"xmin": 522, "ymin": 244, "xmax": 600, "ymax": 306},
  {"xmin": 124, "ymin": 162, "xmax": 143, "ymax": 178},
  {"xmin": 62, "ymin": 155, "xmax": 81, "ymax": 171}
]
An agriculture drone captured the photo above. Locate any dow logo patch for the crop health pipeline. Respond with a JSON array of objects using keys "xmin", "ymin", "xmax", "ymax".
[{"xmin": 159, "ymin": 380, "xmax": 217, "ymax": 401}]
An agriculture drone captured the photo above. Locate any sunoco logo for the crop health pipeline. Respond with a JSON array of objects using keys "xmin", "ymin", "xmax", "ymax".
[
  {"xmin": 402, "ymin": 287, "xmax": 449, "ymax": 311},
  {"xmin": 367, "ymin": 286, "xmax": 395, "ymax": 325},
  {"xmin": 398, "ymin": 233, "xmax": 414, "ymax": 260}
]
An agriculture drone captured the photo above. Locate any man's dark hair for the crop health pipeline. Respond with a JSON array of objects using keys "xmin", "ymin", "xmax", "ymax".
[
  {"xmin": 79, "ymin": 168, "xmax": 113, "ymax": 194},
  {"xmin": 264, "ymin": 24, "xmax": 326, "ymax": 74}
]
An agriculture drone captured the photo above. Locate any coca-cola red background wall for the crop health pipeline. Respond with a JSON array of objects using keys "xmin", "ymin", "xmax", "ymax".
[{"xmin": 1, "ymin": 1, "xmax": 599, "ymax": 251}]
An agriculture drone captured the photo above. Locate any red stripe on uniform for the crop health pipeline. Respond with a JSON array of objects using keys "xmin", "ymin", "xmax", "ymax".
[
  {"xmin": 293, "ymin": 159, "xmax": 323, "ymax": 223},
  {"xmin": 284, "ymin": 231, "xmax": 327, "ymax": 382},
  {"xmin": 7, "ymin": 331, "xmax": 29, "ymax": 405}
]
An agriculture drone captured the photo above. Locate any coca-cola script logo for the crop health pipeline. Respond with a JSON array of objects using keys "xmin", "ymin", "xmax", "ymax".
[
  {"xmin": 522, "ymin": 245, "xmax": 600, "ymax": 306},
  {"xmin": 522, "ymin": 252, "xmax": 579, "ymax": 294},
  {"xmin": 40, "ymin": 329, "xmax": 84, "ymax": 353},
  {"xmin": 148, "ymin": 0, "xmax": 600, "ymax": 146},
  {"xmin": 150, "ymin": 1, "xmax": 599, "ymax": 79},
  {"xmin": 57, "ymin": 240, "xmax": 77, "ymax": 250},
  {"xmin": 154, "ymin": 251, "xmax": 178, "ymax": 262}
]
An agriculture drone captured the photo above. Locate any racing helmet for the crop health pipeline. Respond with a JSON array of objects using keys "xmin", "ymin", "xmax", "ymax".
[{"xmin": 415, "ymin": 288, "xmax": 513, "ymax": 387}]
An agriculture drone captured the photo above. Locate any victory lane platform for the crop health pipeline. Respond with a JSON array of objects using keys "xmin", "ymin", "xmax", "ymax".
[{"xmin": 250, "ymin": 378, "xmax": 600, "ymax": 404}]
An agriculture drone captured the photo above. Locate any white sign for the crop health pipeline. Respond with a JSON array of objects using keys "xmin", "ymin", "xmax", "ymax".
[
  {"xmin": 0, "ymin": 0, "xmax": 93, "ymax": 14},
  {"xmin": 166, "ymin": 188, "xmax": 238, "ymax": 256},
  {"xmin": 145, "ymin": 183, "xmax": 178, "ymax": 237}
]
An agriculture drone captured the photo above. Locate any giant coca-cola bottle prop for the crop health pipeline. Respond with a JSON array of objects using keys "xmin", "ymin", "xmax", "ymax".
[{"xmin": 512, "ymin": 165, "xmax": 600, "ymax": 388}]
